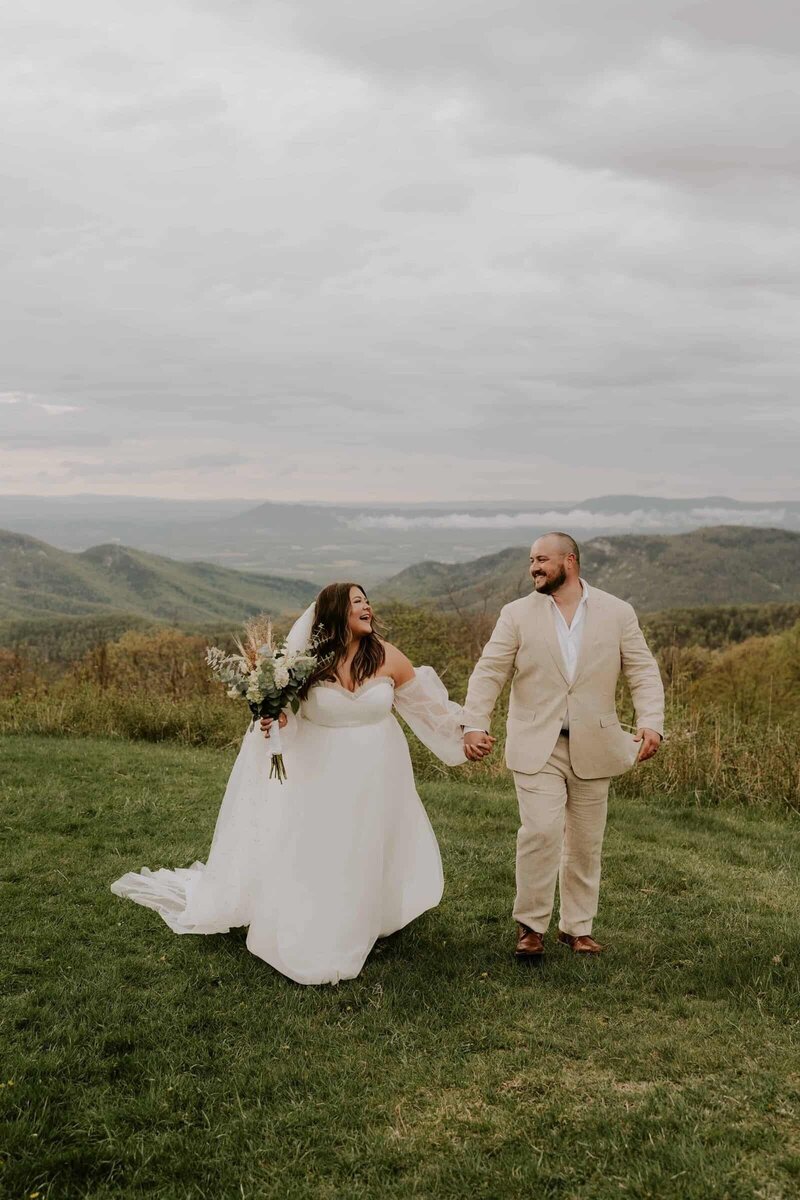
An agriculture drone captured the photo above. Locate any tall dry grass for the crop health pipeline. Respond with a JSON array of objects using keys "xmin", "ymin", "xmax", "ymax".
[
  {"xmin": 1, "ymin": 611, "xmax": 798, "ymax": 813},
  {"xmin": 0, "ymin": 628, "xmax": 241, "ymax": 747}
]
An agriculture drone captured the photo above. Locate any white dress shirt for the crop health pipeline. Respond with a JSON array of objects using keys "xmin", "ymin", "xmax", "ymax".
[
  {"xmin": 550, "ymin": 580, "xmax": 588, "ymax": 731},
  {"xmin": 464, "ymin": 580, "xmax": 589, "ymax": 736},
  {"xmin": 550, "ymin": 579, "xmax": 588, "ymax": 682}
]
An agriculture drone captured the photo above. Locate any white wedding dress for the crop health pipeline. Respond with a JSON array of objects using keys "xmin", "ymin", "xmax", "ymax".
[{"xmin": 111, "ymin": 668, "xmax": 466, "ymax": 985}]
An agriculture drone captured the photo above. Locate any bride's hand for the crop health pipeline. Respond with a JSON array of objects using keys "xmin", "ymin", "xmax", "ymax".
[
  {"xmin": 463, "ymin": 730, "xmax": 496, "ymax": 761},
  {"xmin": 260, "ymin": 713, "xmax": 288, "ymax": 739}
]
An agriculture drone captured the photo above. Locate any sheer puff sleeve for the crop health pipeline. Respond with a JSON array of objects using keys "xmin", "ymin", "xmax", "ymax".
[{"xmin": 393, "ymin": 666, "xmax": 467, "ymax": 766}]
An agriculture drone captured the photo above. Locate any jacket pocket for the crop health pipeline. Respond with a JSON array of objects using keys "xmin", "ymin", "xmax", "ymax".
[{"xmin": 599, "ymin": 712, "xmax": 619, "ymax": 728}]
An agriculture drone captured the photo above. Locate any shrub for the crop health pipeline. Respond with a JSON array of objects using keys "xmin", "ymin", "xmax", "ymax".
[
  {"xmin": 73, "ymin": 627, "xmax": 216, "ymax": 699},
  {"xmin": 2, "ymin": 607, "xmax": 798, "ymax": 812},
  {"xmin": 691, "ymin": 621, "xmax": 800, "ymax": 720}
]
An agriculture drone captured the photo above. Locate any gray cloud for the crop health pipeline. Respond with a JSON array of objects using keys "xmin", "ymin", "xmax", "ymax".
[
  {"xmin": 0, "ymin": 0, "xmax": 798, "ymax": 502},
  {"xmin": 182, "ymin": 451, "xmax": 254, "ymax": 469},
  {"xmin": 381, "ymin": 180, "xmax": 473, "ymax": 213},
  {"xmin": 273, "ymin": 2, "xmax": 800, "ymax": 168}
]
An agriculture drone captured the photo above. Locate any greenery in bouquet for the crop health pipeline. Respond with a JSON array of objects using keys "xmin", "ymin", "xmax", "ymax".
[{"xmin": 206, "ymin": 615, "xmax": 329, "ymax": 781}]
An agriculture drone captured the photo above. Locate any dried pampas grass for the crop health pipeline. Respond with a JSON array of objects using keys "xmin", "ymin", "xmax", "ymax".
[{"xmin": 233, "ymin": 614, "xmax": 274, "ymax": 668}]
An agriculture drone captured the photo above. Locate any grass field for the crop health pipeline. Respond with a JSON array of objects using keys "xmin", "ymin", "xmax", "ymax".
[{"xmin": 2, "ymin": 735, "xmax": 800, "ymax": 1199}]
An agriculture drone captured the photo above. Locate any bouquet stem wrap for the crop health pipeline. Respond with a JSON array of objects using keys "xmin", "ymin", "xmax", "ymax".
[{"xmin": 250, "ymin": 703, "xmax": 287, "ymax": 782}]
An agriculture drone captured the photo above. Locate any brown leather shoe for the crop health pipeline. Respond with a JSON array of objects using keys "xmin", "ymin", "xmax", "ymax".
[
  {"xmin": 557, "ymin": 931, "xmax": 604, "ymax": 954},
  {"xmin": 515, "ymin": 923, "xmax": 545, "ymax": 960}
]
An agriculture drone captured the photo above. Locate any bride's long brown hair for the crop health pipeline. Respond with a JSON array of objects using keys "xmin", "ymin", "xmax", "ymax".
[{"xmin": 300, "ymin": 582, "xmax": 386, "ymax": 698}]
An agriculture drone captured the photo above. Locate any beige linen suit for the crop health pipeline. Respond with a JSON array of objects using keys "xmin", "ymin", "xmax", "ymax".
[{"xmin": 463, "ymin": 584, "xmax": 664, "ymax": 937}]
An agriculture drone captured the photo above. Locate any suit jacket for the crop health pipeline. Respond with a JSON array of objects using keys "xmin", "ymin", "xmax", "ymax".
[{"xmin": 462, "ymin": 584, "xmax": 665, "ymax": 779}]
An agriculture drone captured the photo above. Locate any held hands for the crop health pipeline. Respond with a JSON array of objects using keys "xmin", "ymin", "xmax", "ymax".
[
  {"xmin": 260, "ymin": 713, "xmax": 288, "ymax": 740},
  {"xmin": 634, "ymin": 727, "xmax": 662, "ymax": 763},
  {"xmin": 463, "ymin": 730, "xmax": 496, "ymax": 762}
]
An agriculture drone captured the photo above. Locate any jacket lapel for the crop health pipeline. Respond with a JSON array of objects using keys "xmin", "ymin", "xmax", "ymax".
[
  {"xmin": 540, "ymin": 598, "xmax": 571, "ymax": 686},
  {"xmin": 571, "ymin": 587, "xmax": 598, "ymax": 685}
]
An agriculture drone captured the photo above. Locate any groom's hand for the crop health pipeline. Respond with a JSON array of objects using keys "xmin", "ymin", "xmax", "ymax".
[
  {"xmin": 634, "ymin": 727, "xmax": 662, "ymax": 763},
  {"xmin": 464, "ymin": 731, "xmax": 496, "ymax": 761}
]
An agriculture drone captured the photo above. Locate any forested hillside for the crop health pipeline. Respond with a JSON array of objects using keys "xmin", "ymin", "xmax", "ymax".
[
  {"xmin": 0, "ymin": 530, "xmax": 317, "ymax": 622},
  {"xmin": 377, "ymin": 526, "xmax": 800, "ymax": 612}
]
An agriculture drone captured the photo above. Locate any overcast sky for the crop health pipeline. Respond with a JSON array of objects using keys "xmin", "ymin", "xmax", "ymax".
[{"xmin": 1, "ymin": 0, "xmax": 798, "ymax": 503}]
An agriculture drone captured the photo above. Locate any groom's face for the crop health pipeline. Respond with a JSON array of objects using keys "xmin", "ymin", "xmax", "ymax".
[{"xmin": 530, "ymin": 540, "xmax": 568, "ymax": 595}]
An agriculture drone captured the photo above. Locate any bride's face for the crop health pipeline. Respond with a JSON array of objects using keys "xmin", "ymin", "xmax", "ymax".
[{"xmin": 347, "ymin": 587, "xmax": 373, "ymax": 640}]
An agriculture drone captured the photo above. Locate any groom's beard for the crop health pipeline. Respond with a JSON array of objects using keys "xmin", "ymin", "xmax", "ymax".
[{"xmin": 533, "ymin": 564, "xmax": 567, "ymax": 595}]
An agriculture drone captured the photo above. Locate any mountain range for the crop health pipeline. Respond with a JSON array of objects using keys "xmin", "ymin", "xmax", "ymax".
[
  {"xmin": 1, "ymin": 493, "xmax": 798, "ymax": 585},
  {"xmin": 0, "ymin": 530, "xmax": 316, "ymax": 623},
  {"xmin": 2, "ymin": 524, "xmax": 798, "ymax": 624},
  {"xmin": 375, "ymin": 526, "xmax": 800, "ymax": 613}
]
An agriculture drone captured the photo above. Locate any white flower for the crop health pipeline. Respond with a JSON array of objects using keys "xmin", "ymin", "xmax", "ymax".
[{"xmin": 274, "ymin": 666, "xmax": 290, "ymax": 689}]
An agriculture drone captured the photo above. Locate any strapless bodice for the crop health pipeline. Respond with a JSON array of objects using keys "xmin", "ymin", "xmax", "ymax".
[{"xmin": 300, "ymin": 677, "xmax": 395, "ymax": 728}]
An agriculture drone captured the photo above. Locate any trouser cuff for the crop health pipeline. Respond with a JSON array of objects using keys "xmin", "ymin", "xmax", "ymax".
[
  {"xmin": 559, "ymin": 921, "xmax": 593, "ymax": 937},
  {"xmin": 513, "ymin": 912, "xmax": 550, "ymax": 934}
]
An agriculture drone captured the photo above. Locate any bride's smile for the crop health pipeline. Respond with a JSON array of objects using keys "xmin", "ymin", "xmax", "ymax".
[{"xmin": 347, "ymin": 587, "xmax": 373, "ymax": 638}]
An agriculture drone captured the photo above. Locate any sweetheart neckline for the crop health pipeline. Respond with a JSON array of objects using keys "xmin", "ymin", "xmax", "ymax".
[{"xmin": 317, "ymin": 677, "xmax": 396, "ymax": 699}]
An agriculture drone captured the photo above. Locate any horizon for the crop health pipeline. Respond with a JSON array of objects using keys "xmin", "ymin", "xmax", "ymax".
[
  {"xmin": 3, "ymin": 492, "xmax": 797, "ymax": 562},
  {"xmin": 3, "ymin": 513, "xmax": 798, "ymax": 559},
  {"xmin": 1, "ymin": 490, "xmax": 798, "ymax": 507}
]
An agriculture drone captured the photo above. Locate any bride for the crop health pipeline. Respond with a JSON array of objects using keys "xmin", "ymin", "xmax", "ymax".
[{"xmin": 111, "ymin": 583, "xmax": 480, "ymax": 985}]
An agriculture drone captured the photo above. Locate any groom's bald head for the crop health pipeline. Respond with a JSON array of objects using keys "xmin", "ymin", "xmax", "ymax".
[{"xmin": 538, "ymin": 532, "xmax": 580, "ymax": 566}]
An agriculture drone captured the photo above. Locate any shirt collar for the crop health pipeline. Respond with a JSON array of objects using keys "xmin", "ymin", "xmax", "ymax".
[{"xmin": 548, "ymin": 579, "xmax": 589, "ymax": 608}]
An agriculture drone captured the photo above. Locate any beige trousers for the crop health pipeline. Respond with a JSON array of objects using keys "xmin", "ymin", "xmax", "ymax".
[{"xmin": 513, "ymin": 734, "xmax": 610, "ymax": 938}]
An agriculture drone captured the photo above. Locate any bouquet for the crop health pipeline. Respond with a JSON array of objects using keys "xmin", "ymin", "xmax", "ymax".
[{"xmin": 206, "ymin": 615, "xmax": 329, "ymax": 782}]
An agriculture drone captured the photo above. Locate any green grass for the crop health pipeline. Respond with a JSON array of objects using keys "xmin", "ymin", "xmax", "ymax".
[{"xmin": 2, "ymin": 736, "xmax": 799, "ymax": 1199}]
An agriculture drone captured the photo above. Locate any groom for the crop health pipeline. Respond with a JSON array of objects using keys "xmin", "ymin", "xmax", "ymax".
[{"xmin": 462, "ymin": 532, "xmax": 664, "ymax": 959}]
